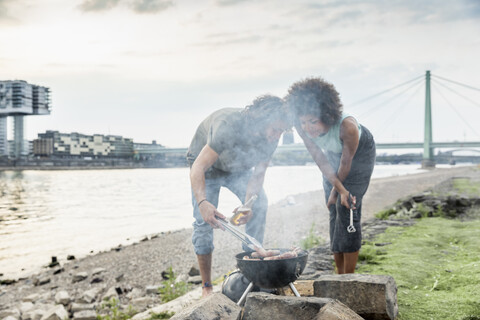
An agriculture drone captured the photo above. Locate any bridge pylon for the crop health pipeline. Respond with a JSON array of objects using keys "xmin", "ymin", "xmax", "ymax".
[{"xmin": 422, "ymin": 70, "xmax": 435, "ymax": 168}]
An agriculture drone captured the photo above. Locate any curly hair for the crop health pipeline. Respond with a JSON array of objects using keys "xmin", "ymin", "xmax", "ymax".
[
  {"xmin": 243, "ymin": 94, "xmax": 293, "ymax": 128},
  {"xmin": 286, "ymin": 77, "xmax": 343, "ymax": 126}
]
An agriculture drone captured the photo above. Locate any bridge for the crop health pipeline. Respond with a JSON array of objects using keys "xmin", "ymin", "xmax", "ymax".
[{"xmin": 140, "ymin": 71, "xmax": 480, "ymax": 167}]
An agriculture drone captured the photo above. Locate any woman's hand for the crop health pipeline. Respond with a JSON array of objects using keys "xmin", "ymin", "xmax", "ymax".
[
  {"xmin": 339, "ymin": 191, "xmax": 356, "ymax": 210},
  {"xmin": 327, "ymin": 189, "xmax": 338, "ymax": 208},
  {"xmin": 199, "ymin": 200, "xmax": 225, "ymax": 229}
]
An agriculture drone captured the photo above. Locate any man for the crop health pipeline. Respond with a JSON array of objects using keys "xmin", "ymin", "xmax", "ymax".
[{"xmin": 187, "ymin": 95, "xmax": 291, "ymax": 297}]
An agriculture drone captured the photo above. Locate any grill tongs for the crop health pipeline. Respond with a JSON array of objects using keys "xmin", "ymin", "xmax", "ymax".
[{"xmin": 216, "ymin": 217, "xmax": 264, "ymax": 252}]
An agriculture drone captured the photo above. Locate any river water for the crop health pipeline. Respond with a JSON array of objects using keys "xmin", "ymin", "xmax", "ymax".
[{"xmin": 0, "ymin": 164, "xmax": 456, "ymax": 278}]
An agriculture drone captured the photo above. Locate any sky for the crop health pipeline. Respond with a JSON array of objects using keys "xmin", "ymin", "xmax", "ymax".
[{"xmin": 1, "ymin": 0, "xmax": 480, "ymax": 148}]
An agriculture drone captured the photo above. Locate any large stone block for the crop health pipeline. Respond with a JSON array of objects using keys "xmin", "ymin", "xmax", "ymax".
[
  {"xmin": 169, "ymin": 292, "xmax": 240, "ymax": 320},
  {"xmin": 242, "ymin": 292, "xmax": 333, "ymax": 320},
  {"xmin": 315, "ymin": 300, "xmax": 364, "ymax": 319},
  {"xmin": 313, "ymin": 274, "xmax": 398, "ymax": 320}
]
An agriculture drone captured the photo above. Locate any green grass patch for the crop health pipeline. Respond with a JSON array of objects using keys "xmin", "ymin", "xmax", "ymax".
[
  {"xmin": 97, "ymin": 298, "xmax": 137, "ymax": 320},
  {"xmin": 357, "ymin": 217, "xmax": 480, "ymax": 320},
  {"xmin": 158, "ymin": 267, "xmax": 191, "ymax": 303},
  {"xmin": 452, "ymin": 178, "xmax": 480, "ymax": 196},
  {"xmin": 375, "ymin": 208, "xmax": 397, "ymax": 220},
  {"xmin": 300, "ymin": 223, "xmax": 324, "ymax": 250}
]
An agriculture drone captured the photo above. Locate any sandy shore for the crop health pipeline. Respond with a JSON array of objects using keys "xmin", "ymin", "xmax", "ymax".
[{"xmin": 0, "ymin": 164, "xmax": 478, "ymax": 307}]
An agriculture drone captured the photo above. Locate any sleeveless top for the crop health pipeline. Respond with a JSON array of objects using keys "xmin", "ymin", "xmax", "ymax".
[{"xmin": 310, "ymin": 113, "xmax": 362, "ymax": 154}]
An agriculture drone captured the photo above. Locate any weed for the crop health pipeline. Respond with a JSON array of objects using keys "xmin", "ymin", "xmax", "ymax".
[
  {"xmin": 375, "ymin": 208, "xmax": 397, "ymax": 220},
  {"xmin": 97, "ymin": 298, "xmax": 137, "ymax": 320},
  {"xmin": 300, "ymin": 223, "xmax": 324, "ymax": 250},
  {"xmin": 158, "ymin": 267, "xmax": 191, "ymax": 303}
]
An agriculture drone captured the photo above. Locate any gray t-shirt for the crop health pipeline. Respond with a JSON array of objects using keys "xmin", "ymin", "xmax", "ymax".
[{"xmin": 187, "ymin": 108, "xmax": 277, "ymax": 174}]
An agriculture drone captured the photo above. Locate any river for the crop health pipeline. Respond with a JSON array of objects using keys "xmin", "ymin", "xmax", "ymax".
[{"xmin": 0, "ymin": 164, "xmax": 456, "ymax": 279}]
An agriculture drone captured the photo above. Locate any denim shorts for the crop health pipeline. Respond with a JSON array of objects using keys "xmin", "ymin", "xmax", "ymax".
[{"xmin": 191, "ymin": 169, "xmax": 268, "ymax": 255}]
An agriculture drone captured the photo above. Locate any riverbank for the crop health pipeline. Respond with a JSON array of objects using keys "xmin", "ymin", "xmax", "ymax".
[{"xmin": 0, "ymin": 165, "xmax": 478, "ymax": 313}]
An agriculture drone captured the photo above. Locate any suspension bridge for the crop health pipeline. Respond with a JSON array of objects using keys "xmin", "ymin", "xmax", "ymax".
[{"xmin": 144, "ymin": 70, "xmax": 480, "ymax": 168}]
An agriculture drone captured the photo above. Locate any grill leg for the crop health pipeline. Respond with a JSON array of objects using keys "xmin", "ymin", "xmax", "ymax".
[
  {"xmin": 289, "ymin": 282, "xmax": 301, "ymax": 297},
  {"xmin": 237, "ymin": 281, "xmax": 254, "ymax": 306}
]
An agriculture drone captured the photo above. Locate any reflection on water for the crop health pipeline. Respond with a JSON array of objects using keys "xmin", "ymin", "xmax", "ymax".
[{"xmin": 0, "ymin": 164, "xmax": 447, "ymax": 278}]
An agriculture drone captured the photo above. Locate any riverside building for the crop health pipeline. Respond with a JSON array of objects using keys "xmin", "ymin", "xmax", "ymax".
[
  {"xmin": 33, "ymin": 131, "xmax": 134, "ymax": 159},
  {"xmin": 0, "ymin": 80, "xmax": 51, "ymax": 158}
]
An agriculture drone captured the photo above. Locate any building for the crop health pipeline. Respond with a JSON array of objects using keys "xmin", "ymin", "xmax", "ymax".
[
  {"xmin": 0, "ymin": 80, "xmax": 51, "ymax": 157},
  {"xmin": 33, "ymin": 131, "xmax": 133, "ymax": 158}
]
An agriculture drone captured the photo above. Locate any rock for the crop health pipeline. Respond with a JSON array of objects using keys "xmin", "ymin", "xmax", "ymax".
[
  {"xmin": 92, "ymin": 268, "xmax": 106, "ymax": 276},
  {"xmin": 115, "ymin": 274, "xmax": 124, "ymax": 282},
  {"xmin": 101, "ymin": 287, "xmax": 118, "ymax": 301},
  {"xmin": 175, "ymin": 274, "xmax": 188, "ymax": 283},
  {"xmin": 54, "ymin": 291, "xmax": 71, "ymax": 306},
  {"xmin": 90, "ymin": 277, "xmax": 103, "ymax": 284},
  {"xmin": 23, "ymin": 293, "xmax": 41, "ymax": 302},
  {"xmin": 0, "ymin": 279, "xmax": 17, "ymax": 285},
  {"xmin": 130, "ymin": 297, "xmax": 155, "ymax": 311},
  {"xmin": 80, "ymin": 288, "xmax": 101, "ymax": 304},
  {"xmin": 48, "ymin": 257, "xmax": 59, "ymax": 268},
  {"xmin": 73, "ymin": 272, "xmax": 88, "ymax": 283},
  {"xmin": 21, "ymin": 310, "xmax": 44, "ymax": 320},
  {"xmin": 70, "ymin": 303, "xmax": 95, "ymax": 313},
  {"xmin": 126, "ymin": 288, "xmax": 143, "ymax": 300},
  {"xmin": 3, "ymin": 316, "xmax": 18, "ymax": 320},
  {"xmin": 170, "ymin": 292, "xmax": 240, "ymax": 320},
  {"xmin": 34, "ymin": 276, "xmax": 51, "ymax": 286},
  {"xmin": 188, "ymin": 266, "xmax": 200, "ymax": 277},
  {"xmin": 53, "ymin": 268, "xmax": 64, "ymax": 275},
  {"xmin": 315, "ymin": 300, "xmax": 364, "ymax": 319},
  {"xmin": 313, "ymin": 274, "xmax": 398, "ymax": 320},
  {"xmin": 39, "ymin": 305, "xmax": 68, "ymax": 320},
  {"xmin": 67, "ymin": 255, "xmax": 76, "ymax": 261},
  {"xmin": 19, "ymin": 302, "xmax": 35, "ymax": 314},
  {"xmin": 0, "ymin": 309, "xmax": 21, "ymax": 320},
  {"xmin": 242, "ymin": 292, "xmax": 333, "ymax": 320},
  {"xmin": 145, "ymin": 285, "xmax": 161, "ymax": 295},
  {"xmin": 187, "ymin": 275, "xmax": 202, "ymax": 284},
  {"xmin": 72, "ymin": 310, "xmax": 97, "ymax": 320}
]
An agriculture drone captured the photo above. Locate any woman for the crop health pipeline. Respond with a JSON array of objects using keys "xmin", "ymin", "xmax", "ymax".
[{"xmin": 286, "ymin": 77, "xmax": 376, "ymax": 274}]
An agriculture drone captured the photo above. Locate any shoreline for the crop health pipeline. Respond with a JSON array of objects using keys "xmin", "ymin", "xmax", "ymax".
[
  {"xmin": 0, "ymin": 165, "xmax": 478, "ymax": 309},
  {"xmin": 0, "ymin": 165, "xmax": 477, "ymax": 282}
]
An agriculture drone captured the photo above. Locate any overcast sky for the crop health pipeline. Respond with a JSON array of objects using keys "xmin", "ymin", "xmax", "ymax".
[{"xmin": 1, "ymin": 0, "xmax": 479, "ymax": 147}]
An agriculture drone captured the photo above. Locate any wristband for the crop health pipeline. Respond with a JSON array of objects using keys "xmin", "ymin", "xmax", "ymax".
[{"xmin": 197, "ymin": 199, "xmax": 208, "ymax": 207}]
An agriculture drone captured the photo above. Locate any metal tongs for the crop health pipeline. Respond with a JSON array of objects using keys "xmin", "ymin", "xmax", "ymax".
[
  {"xmin": 216, "ymin": 217, "xmax": 264, "ymax": 251},
  {"xmin": 347, "ymin": 193, "xmax": 356, "ymax": 233}
]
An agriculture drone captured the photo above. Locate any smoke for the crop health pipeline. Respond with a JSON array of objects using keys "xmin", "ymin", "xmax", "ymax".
[{"xmin": 78, "ymin": 0, "xmax": 173, "ymax": 14}]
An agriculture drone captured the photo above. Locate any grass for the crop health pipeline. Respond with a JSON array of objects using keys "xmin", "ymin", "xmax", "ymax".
[
  {"xmin": 158, "ymin": 267, "xmax": 191, "ymax": 303},
  {"xmin": 452, "ymin": 178, "xmax": 480, "ymax": 196},
  {"xmin": 299, "ymin": 223, "xmax": 324, "ymax": 250},
  {"xmin": 97, "ymin": 298, "xmax": 137, "ymax": 320},
  {"xmin": 357, "ymin": 216, "xmax": 480, "ymax": 320}
]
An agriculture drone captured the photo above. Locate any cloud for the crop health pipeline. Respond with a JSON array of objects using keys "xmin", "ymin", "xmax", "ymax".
[
  {"xmin": 0, "ymin": 0, "xmax": 18, "ymax": 23},
  {"xmin": 196, "ymin": 32, "xmax": 261, "ymax": 47},
  {"xmin": 215, "ymin": 0, "xmax": 251, "ymax": 7},
  {"xmin": 130, "ymin": 0, "xmax": 173, "ymax": 14},
  {"xmin": 78, "ymin": 0, "xmax": 173, "ymax": 13},
  {"xmin": 78, "ymin": 0, "xmax": 121, "ymax": 12}
]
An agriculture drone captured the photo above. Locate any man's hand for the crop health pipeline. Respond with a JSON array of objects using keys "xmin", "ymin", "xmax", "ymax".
[
  {"xmin": 199, "ymin": 201, "xmax": 226, "ymax": 229},
  {"xmin": 231, "ymin": 207, "xmax": 253, "ymax": 225}
]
